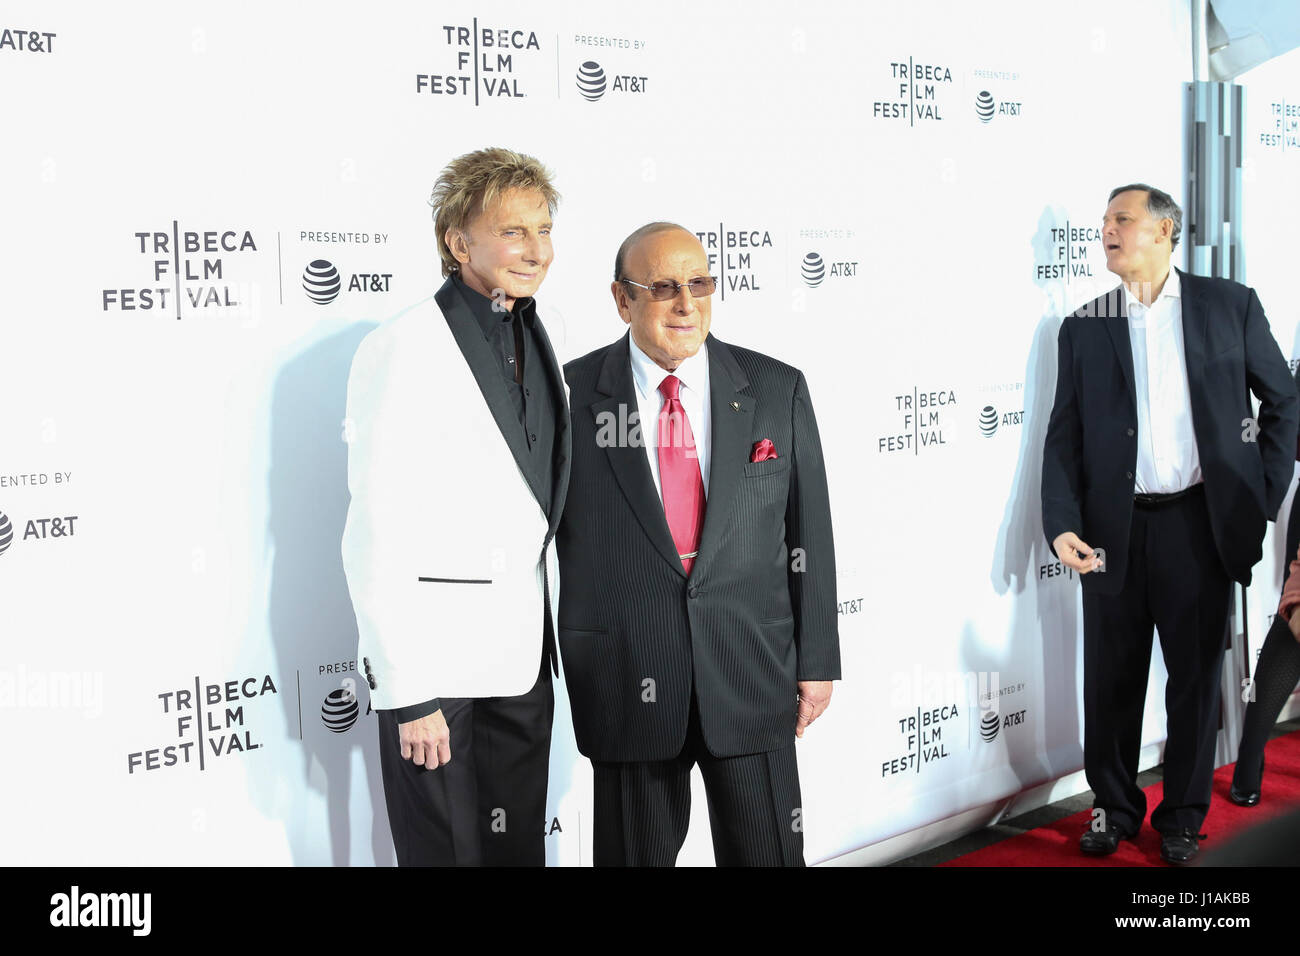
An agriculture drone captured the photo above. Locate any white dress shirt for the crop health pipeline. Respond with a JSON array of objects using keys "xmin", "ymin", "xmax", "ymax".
[
  {"xmin": 628, "ymin": 332, "xmax": 712, "ymax": 503},
  {"xmin": 1124, "ymin": 268, "xmax": 1202, "ymax": 494}
]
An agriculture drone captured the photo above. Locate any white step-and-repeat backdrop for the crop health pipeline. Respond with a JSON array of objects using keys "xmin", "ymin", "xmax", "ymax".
[
  {"xmin": 1241, "ymin": 45, "xmax": 1300, "ymax": 668},
  {"xmin": 2, "ymin": 0, "xmax": 1296, "ymax": 865}
]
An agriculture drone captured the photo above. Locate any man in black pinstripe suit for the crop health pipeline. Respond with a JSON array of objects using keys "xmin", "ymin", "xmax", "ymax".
[{"xmin": 556, "ymin": 223, "xmax": 841, "ymax": 866}]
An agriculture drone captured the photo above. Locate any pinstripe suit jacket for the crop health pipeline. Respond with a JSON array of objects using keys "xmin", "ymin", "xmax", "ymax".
[{"xmin": 556, "ymin": 333, "xmax": 840, "ymax": 761}]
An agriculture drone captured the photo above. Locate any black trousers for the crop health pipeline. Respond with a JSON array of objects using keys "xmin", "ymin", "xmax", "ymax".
[
  {"xmin": 1081, "ymin": 485, "xmax": 1232, "ymax": 834},
  {"xmin": 376, "ymin": 651, "xmax": 553, "ymax": 866},
  {"xmin": 592, "ymin": 693, "xmax": 804, "ymax": 867}
]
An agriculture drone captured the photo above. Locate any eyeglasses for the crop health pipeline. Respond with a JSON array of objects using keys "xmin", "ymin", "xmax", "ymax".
[{"xmin": 620, "ymin": 276, "xmax": 717, "ymax": 300}]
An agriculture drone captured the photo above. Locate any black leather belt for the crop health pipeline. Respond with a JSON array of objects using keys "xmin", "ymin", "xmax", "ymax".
[{"xmin": 1133, "ymin": 484, "xmax": 1203, "ymax": 509}]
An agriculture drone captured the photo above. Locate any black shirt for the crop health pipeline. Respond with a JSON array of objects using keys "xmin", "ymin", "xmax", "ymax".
[
  {"xmin": 451, "ymin": 274, "xmax": 558, "ymax": 515},
  {"xmin": 385, "ymin": 274, "xmax": 562, "ymax": 724}
]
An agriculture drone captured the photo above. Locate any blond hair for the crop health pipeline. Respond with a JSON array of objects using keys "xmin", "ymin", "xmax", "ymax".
[{"xmin": 429, "ymin": 148, "xmax": 559, "ymax": 277}]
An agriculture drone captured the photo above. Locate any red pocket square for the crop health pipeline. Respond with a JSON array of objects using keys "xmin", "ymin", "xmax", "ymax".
[{"xmin": 750, "ymin": 439, "xmax": 778, "ymax": 462}]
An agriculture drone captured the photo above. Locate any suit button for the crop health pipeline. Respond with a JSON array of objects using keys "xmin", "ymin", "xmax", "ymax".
[
  {"xmin": 1126, "ymin": 471, "xmax": 1134, "ymax": 480},
  {"xmin": 530, "ymin": 433, "xmax": 537, "ymax": 442},
  {"xmin": 688, "ymin": 586, "xmax": 699, "ymax": 599},
  {"xmin": 1126, "ymin": 427, "xmax": 1135, "ymax": 437}
]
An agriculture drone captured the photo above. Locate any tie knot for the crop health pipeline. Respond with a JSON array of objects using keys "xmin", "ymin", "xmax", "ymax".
[{"xmin": 659, "ymin": 374, "xmax": 681, "ymax": 401}]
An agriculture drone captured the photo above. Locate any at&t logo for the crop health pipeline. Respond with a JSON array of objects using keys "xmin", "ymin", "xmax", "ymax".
[
  {"xmin": 973, "ymin": 89, "xmax": 1021, "ymax": 123},
  {"xmin": 575, "ymin": 60, "xmax": 647, "ymax": 101},
  {"xmin": 978, "ymin": 403, "xmax": 1023, "ymax": 437},
  {"xmin": 0, "ymin": 511, "xmax": 80, "ymax": 554},
  {"xmin": 302, "ymin": 260, "xmax": 392, "ymax": 305},
  {"xmin": 321, "ymin": 687, "xmax": 360, "ymax": 733},
  {"xmin": 979, "ymin": 405, "xmax": 998, "ymax": 437},
  {"xmin": 979, "ymin": 709, "xmax": 999, "ymax": 741},
  {"xmin": 576, "ymin": 61, "xmax": 605, "ymax": 100},
  {"xmin": 801, "ymin": 253, "xmax": 825, "ymax": 288},
  {"xmin": 799, "ymin": 251, "xmax": 857, "ymax": 288},
  {"xmin": 980, "ymin": 707, "xmax": 1027, "ymax": 742},
  {"xmin": 303, "ymin": 261, "xmax": 341, "ymax": 304}
]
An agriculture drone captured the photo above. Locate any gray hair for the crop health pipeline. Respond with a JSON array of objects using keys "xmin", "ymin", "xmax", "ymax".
[{"xmin": 1108, "ymin": 183, "xmax": 1182, "ymax": 250}]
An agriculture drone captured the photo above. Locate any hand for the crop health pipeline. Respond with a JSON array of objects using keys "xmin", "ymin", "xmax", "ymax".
[
  {"xmin": 398, "ymin": 709, "xmax": 451, "ymax": 770},
  {"xmin": 1053, "ymin": 531, "xmax": 1103, "ymax": 574},
  {"xmin": 795, "ymin": 680, "xmax": 833, "ymax": 738},
  {"xmin": 1288, "ymin": 609, "xmax": 1300, "ymax": 641}
]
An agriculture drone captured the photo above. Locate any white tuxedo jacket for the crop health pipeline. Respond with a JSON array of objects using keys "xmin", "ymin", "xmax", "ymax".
[{"xmin": 341, "ymin": 280, "xmax": 569, "ymax": 708}]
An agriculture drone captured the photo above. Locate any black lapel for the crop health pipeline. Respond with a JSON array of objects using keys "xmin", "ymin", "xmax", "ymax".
[
  {"xmin": 691, "ymin": 336, "xmax": 753, "ymax": 579},
  {"xmin": 1099, "ymin": 284, "xmax": 1137, "ymax": 412},
  {"xmin": 590, "ymin": 333, "xmax": 685, "ymax": 578},
  {"xmin": 434, "ymin": 279, "xmax": 547, "ymax": 509},
  {"xmin": 1176, "ymin": 268, "xmax": 1208, "ymax": 411},
  {"xmin": 532, "ymin": 309, "xmax": 571, "ymax": 538}
]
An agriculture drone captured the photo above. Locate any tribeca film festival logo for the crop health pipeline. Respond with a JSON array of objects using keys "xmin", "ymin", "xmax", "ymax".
[
  {"xmin": 872, "ymin": 56, "xmax": 954, "ymax": 125},
  {"xmin": 416, "ymin": 20, "xmax": 542, "ymax": 102},
  {"xmin": 1, "ymin": 28, "xmax": 55, "ymax": 53},
  {"xmin": 881, "ymin": 667, "xmax": 992, "ymax": 777},
  {"xmin": 1258, "ymin": 96, "xmax": 1298, "ymax": 153},
  {"xmin": 878, "ymin": 386, "xmax": 956, "ymax": 455},
  {"xmin": 101, "ymin": 224, "xmax": 260, "ymax": 320},
  {"xmin": 692, "ymin": 223, "xmax": 774, "ymax": 301},
  {"xmin": 1034, "ymin": 215, "xmax": 1099, "ymax": 283},
  {"xmin": 127, "ymin": 675, "xmax": 278, "ymax": 774}
]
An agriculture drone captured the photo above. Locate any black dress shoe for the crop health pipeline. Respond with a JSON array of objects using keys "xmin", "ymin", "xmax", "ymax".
[
  {"xmin": 1160, "ymin": 829, "xmax": 1206, "ymax": 865},
  {"xmin": 1229, "ymin": 754, "xmax": 1264, "ymax": 807},
  {"xmin": 1080, "ymin": 821, "xmax": 1132, "ymax": 855}
]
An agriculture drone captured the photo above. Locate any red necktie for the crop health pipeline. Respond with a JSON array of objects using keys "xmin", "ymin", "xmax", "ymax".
[{"xmin": 657, "ymin": 374, "xmax": 706, "ymax": 575}]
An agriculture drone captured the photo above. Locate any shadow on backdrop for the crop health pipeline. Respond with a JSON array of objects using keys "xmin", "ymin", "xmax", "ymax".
[
  {"xmin": 267, "ymin": 318, "xmax": 389, "ymax": 866},
  {"xmin": 978, "ymin": 205, "xmax": 1084, "ymax": 799}
]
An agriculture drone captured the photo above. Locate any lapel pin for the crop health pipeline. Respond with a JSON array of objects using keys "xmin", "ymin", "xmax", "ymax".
[{"xmin": 730, "ymin": 401, "xmax": 740, "ymax": 411}]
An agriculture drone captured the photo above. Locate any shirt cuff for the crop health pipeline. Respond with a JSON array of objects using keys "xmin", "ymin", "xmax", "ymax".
[{"xmin": 386, "ymin": 697, "xmax": 441, "ymax": 723}]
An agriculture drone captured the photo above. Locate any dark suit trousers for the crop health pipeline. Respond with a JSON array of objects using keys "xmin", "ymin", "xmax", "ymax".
[
  {"xmin": 591, "ymin": 692, "xmax": 804, "ymax": 866},
  {"xmin": 376, "ymin": 651, "xmax": 553, "ymax": 866},
  {"xmin": 1081, "ymin": 485, "xmax": 1231, "ymax": 834}
]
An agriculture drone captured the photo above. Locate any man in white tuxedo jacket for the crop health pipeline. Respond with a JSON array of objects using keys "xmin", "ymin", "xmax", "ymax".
[{"xmin": 341, "ymin": 148, "xmax": 570, "ymax": 866}]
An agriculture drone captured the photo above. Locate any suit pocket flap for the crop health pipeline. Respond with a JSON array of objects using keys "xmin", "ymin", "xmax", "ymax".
[{"xmin": 744, "ymin": 457, "xmax": 791, "ymax": 477}]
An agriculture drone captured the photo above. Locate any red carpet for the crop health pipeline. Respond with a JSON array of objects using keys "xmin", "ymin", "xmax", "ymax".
[{"xmin": 940, "ymin": 728, "xmax": 1300, "ymax": 866}]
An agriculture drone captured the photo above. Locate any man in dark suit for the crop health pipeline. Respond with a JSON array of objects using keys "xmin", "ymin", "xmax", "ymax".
[
  {"xmin": 556, "ymin": 222, "xmax": 840, "ymax": 866},
  {"xmin": 1042, "ymin": 183, "xmax": 1298, "ymax": 864}
]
